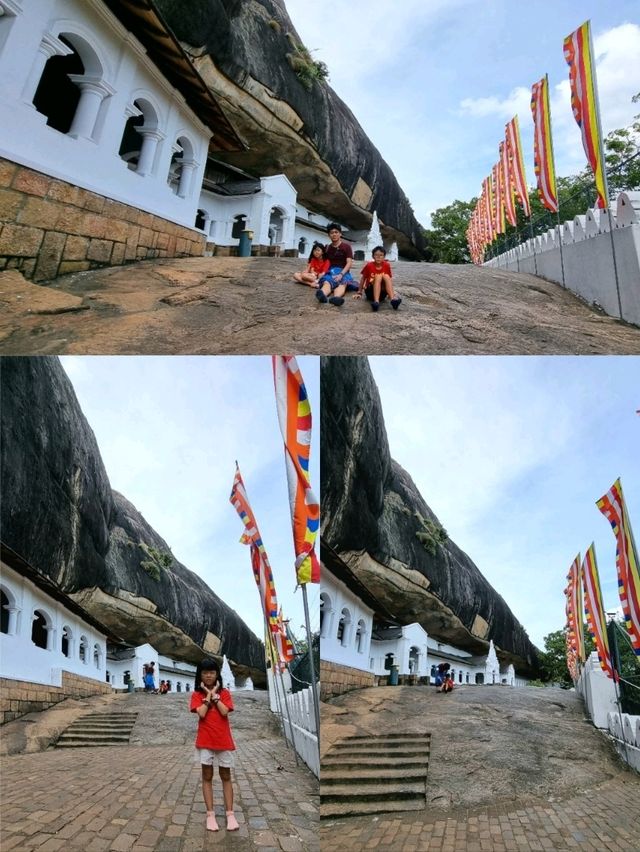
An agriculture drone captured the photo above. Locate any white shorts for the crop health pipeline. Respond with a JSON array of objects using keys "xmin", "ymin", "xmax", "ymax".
[{"xmin": 197, "ymin": 748, "xmax": 235, "ymax": 768}]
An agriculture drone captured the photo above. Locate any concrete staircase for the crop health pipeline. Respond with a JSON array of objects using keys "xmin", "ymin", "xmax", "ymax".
[
  {"xmin": 320, "ymin": 731, "xmax": 431, "ymax": 819},
  {"xmin": 55, "ymin": 712, "xmax": 138, "ymax": 748}
]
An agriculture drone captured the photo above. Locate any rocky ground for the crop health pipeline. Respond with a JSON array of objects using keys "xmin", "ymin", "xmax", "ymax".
[
  {"xmin": 1, "ymin": 689, "xmax": 319, "ymax": 851},
  {"xmin": 1, "ymin": 258, "xmax": 639, "ymax": 355},
  {"xmin": 320, "ymin": 684, "xmax": 640, "ymax": 850}
]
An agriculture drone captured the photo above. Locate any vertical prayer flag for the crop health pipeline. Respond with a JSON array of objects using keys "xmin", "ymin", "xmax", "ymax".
[
  {"xmin": 272, "ymin": 356, "xmax": 320, "ymax": 585},
  {"xmin": 596, "ymin": 478, "xmax": 640, "ymax": 656},
  {"xmin": 581, "ymin": 544, "xmax": 617, "ymax": 680},
  {"xmin": 563, "ymin": 21, "xmax": 608, "ymax": 209},
  {"xmin": 505, "ymin": 115, "xmax": 531, "ymax": 218},
  {"xmin": 230, "ymin": 464, "xmax": 280, "ymax": 633},
  {"xmin": 500, "ymin": 140, "xmax": 517, "ymax": 228},
  {"xmin": 530, "ymin": 76, "xmax": 559, "ymax": 213},
  {"xmin": 492, "ymin": 162, "xmax": 505, "ymax": 236},
  {"xmin": 564, "ymin": 554, "xmax": 585, "ymax": 678}
]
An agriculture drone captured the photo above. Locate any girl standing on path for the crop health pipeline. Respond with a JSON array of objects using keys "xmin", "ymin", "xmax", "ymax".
[{"xmin": 190, "ymin": 659, "xmax": 240, "ymax": 832}]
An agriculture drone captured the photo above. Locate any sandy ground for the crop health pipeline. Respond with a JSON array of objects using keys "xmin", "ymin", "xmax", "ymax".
[{"xmin": 1, "ymin": 257, "xmax": 639, "ymax": 354}]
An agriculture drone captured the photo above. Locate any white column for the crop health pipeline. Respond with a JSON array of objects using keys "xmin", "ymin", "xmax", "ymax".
[
  {"xmin": 177, "ymin": 158, "xmax": 197, "ymax": 198},
  {"xmin": 136, "ymin": 128, "xmax": 164, "ymax": 176},
  {"xmin": 22, "ymin": 33, "xmax": 73, "ymax": 105},
  {"xmin": 68, "ymin": 76, "xmax": 115, "ymax": 141}
]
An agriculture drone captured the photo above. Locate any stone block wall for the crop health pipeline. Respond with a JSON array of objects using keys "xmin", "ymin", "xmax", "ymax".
[
  {"xmin": 0, "ymin": 158, "xmax": 206, "ymax": 282},
  {"xmin": 320, "ymin": 659, "xmax": 375, "ymax": 700},
  {"xmin": 0, "ymin": 672, "xmax": 113, "ymax": 724}
]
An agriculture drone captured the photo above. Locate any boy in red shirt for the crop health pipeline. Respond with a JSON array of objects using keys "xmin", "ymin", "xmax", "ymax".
[
  {"xmin": 355, "ymin": 245, "xmax": 402, "ymax": 312},
  {"xmin": 190, "ymin": 659, "xmax": 239, "ymax": 832}
]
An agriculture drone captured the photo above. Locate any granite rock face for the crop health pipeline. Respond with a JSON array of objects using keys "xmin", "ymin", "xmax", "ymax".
[
  {"xmin": 1, "ymin": 357, "xmax": 265, "ymax": 681},
  {"xmin": 155, "ymin": 0, "xmax": 426, "ymax": 258},
  {"xmin": 321, "ymin": 356, "xmax": 540, "ymax": 674}
]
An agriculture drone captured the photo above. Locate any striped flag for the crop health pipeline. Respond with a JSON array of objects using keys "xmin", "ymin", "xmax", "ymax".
[
  {"xmin": 484, "ymin": 176, "xmax": 495, "ymax": 243},
  {"xmin": 563, "ymin": 21, "xmax": 608, "ymax": 209},
  {"xmin": 500, "ymin": 140, "xmax": 517, "ymax": 228},
  {"xmin": 505, "ymin": 116, "xmax": 531, "ymax": 217},
  {"xmin": 564, "ymin": 554, "xmax": 585, "ymax": 672},
  {"xmin": 596, "ymin": 478, "xmax": 640, "ymax": 656},
  {"xmin": 272, "ymin": 356, "xmax": 320, "ymax": 585},
  {"xmin": 492, "ymin": 162, "xmax": 505, "ymax": 236},
  {"xmin": 230, "ymin": 463, "xmax": 280, "ymax": 633},
  {"xmin": 582, "ymin": 544, "xmax": 617, "ymax": 680},
  {"xmin": 531, "ymin": 76, "xmax": 559, "ymax": 213},
  {"xmin": 274, "ymin": 608, "xmax": 295, "ymax": 670}
]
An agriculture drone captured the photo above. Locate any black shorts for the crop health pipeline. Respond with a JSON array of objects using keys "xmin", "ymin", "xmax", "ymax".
[{"xmin": 364, "ymin": 284, "xmax": 388, "ymax": 302}]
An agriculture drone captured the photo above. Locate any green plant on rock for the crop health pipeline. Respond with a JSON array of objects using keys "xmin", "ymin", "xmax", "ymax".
[
  {"xmin": 284, "ymin": 35, "xmax": 329, "ymax": 90},
  {"xmin": 140, "ymin": 544, "xmax": 173, "ymax": 581},
  {"xmin": 414, "ymin": 511, "xmax": 448, "ymax": 556}
]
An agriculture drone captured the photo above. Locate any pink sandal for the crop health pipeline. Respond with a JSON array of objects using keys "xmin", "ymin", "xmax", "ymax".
[
  {"xmin": 206, "ymin": 812, "xmax": 219, "ymax": 832},
  {"xmin": 226, "ymin": 811, "xmax": 239, "ymax": 831}
]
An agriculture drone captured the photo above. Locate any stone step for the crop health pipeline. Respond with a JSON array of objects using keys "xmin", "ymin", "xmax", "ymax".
[
  {"xmin": 322, "ymin": 754, "xmax": 429, "ymax": 770},
  {"xmin": 338, "ymin": 732, "xmax": 430, "ymax": 742},
  {"xmin": 326, "ymin": 744, "xmax": 431, "ymax": 758},
  {"xmin": 55, "ymin": 740, "xmax": 130, "ymax": 748},
  {"xmin": 320, "ymin": 797, "xmax": 426, "ymax": 819},
  {"xmin": 321, "ymin": 766, "xmax": 427, "ymax": 785},
  {"xmin": 57, "ymin": 732, "xmax": 131, "ymax": 742},
  {"xmin": 55, "ymin": 712, "xmax": 138, "ymax": 748},
  {"xmin": 320, "ymin": 780, "xmax": 426, "ymax": 804}
]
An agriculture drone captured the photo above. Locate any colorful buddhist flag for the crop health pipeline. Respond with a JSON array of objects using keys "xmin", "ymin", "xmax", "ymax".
[
  {"xmin": 563, "ymin": 21, "xmax": 608, "ymax": 209},
  {"xmin": 492, "ymin": 162, "xmax": 505, "ymax": 236},
  {"xmin": 484, "ymin": 176, "xmax": 495, "ymax": 243},
  {"xmin": 500, "ymin": 141, "xmax": 517, "ymax": 228},
  {"xmin": 596, "ymin": 478, "xmax": 640, "ymax": 656},
  {"xmin": 505, "ymin": 115, "xmax": 531, "ymax": 218},
  {"xmin": 230, "ymin": 463, "xmax": 280, "ymax": 633},
  {"xmin": 272, "ymin": 356, "xmax": 320, "ymax": 585},
  {"xmin": 530, "ymin": 76, "xmax": 559, "ymax": 213},
  {"xmin": 582, "ymin": 544, "xmax": 617, "ymax": 680},
  {"xmin": 564, "ymin": 555, "xmax": 585, "ymax": 672}
]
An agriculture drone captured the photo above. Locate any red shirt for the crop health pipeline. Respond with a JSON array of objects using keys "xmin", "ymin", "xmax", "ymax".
[
  {"xmin": 361, "ymin": 260, "xmax": 392, "ymax": 280},
  {"xmin": 325, "ymin": 241, "xmax": 353, "ymax": 269},
  {"xmin": 309, "ymin": 258, "xmax": 330, "ymax": 275},
  {"xmin": 190, "ymin": 688, "xmax": 236, "ymax": 750}
]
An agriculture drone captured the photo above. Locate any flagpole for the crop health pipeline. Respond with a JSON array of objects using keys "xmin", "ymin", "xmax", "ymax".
[
  {"xmin": 267, "ymin": 623, "xmax": 300, "ymax": 765},
  {"xmin": 586, "ymin": 22, "xmax": 622, "ymax": 318},
  {"xmin": 609, "ymin": 618, "xmax": 631, "ymax": 766},
  {"xmin": 265, "ymin": 625, "xmax": 290, "ymax": 749},
  {"xmin": 301, "ymin": 582, "xmax": 321, "ymax": 745}
]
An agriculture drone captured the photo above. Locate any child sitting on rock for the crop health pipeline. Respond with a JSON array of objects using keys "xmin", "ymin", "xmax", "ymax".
[
  {"xmin": 355, "ymin": 245, "xmax": 402, "ymax": 312},
  {"xmin": 315, "ymin": 222, "xmax": 356, "ymax": 307},
  {"xmin": 293, "ymin": 242, "xmax": 329, "ymax": 288}
]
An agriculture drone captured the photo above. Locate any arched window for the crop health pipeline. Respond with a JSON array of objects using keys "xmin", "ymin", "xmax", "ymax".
[
  {"xmin": 475, "ymin": 672, "xmax": 484, "ymax": 685},
  {"xmin": 409, "ymin": 646, "xmax": 420, "ymax": 674},
  {"xmin": 31, "ymin": 31, "xmax": 109, "ymax": 140},
  {"xmin": 185, "ymin": 683, "xmax": 190, "ymax": 692},
  {"xmin": 118, "ymin": 97, "xmax": 162, "ymax": 176},
  {"xmin": 354, "ymin": 250, "xmax": 366, "ymax": 261},
  {"xmin": 269, "ymin": 207, "xmax": 285, "ymax": 245},
  {"xmin": 31, "ymin": 609, "xmax": 50, "ymax": 649},
  {"xmin": 459, "ymin": 671, "xmax": 463, "ymax": 683},
  {"xmin": 61, "ymin": 625, "xmax": 72, "ymax": 657},
  {"xmin": 355, "ymin": 619, "xmax": 366, "ymax": 654},
  {"xmin": 298, "ymin": 237, "xmax": 308, "ymax": 255},
  {"xmin": 79, "ymin": 635, "xmax": 88, "ymax": 664},
  {"xmin": 32, "ymin": 35, "xmax": 84, "ymax": 134},
  {"xmin": 167, "ymin": 135, "xmax": 196, "ymax": 197},
  {"xmin": 336, "ymin": 607, "xmax": 351, "ymax": 646},
  {"xmin": 0, "ymin": 589, "xmax": 9, "ymax": 634},
  {"xmin": 430, "ymin": 664, "xmax": 437, "ymax": 679},
  {"xmin": 195, "ymin": 209, "xmax": 207, "ymax": 231},
  {"xmin": 231, "ymin": 214, "xmax": 247, "ymax": 240},
  {"xmin": 319, "ymin": 592, "xmax": 333, "ymax": 639},
  {"xmin": 176, "ymin": 682, "xmax": 182, "ymax": 692},
  {"xmin": 93, "ymin": 643, "xmax": 101, "ymax": 669}
]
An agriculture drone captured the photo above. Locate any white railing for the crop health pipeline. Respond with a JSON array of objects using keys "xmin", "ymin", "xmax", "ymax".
[{"xmin": 268, "ymin": 669, "xmax": 319, "ymax": 777}]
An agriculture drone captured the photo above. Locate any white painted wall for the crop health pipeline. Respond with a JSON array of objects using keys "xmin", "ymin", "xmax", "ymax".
[
  {"xmin": 485, "ymin": 193, "xmax": 640, "ymax": 326},
  {"xmin": 370, "ymin": 622, "xmax": 429, "ymax": 676},
  {"xmin": 575, "ymin": 650, "xmax": 619, "ymax": 729},
  {"xmin": 320, "ymin": 573, "xmax": 374, "ymax": 671},
  {"xmin": 107, "ymin": 642, "xmax": 157, "ymax": 690},
  {"xmin": 0, "ymin": 0, "xmax": 210, "ymax": 228},
  {"xmin": 0, "ymin": 561, "xmax": 108, "ymax": 687}
]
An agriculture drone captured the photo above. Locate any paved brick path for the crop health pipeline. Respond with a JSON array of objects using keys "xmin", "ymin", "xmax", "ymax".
[
  {"xmin": 320, "ymin": 777, "xmax": 640, "ymax": 851},
  {"xmin": 0, "ymin": 691, "xmax": 318, "ymax": 851}
]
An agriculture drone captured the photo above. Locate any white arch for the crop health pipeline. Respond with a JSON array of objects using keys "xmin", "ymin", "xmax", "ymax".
[
  {"xmin": 79, "ymin": 634, "xmax": 89, "ymax": 664},
  {"xmin": 31, "ymin": 607, "xmax": 53, "ymax": 650},
  {"xmin": 47, "ymin": 19, "xmax": 110, "ymax": 78},
  {"xmin": 337, "ymin": 607, "xmax": 352, "ymax": 647},
  {"xmin": 0, "ymin": 582, "xmax": 19, "ymax": 635},
  {"xmin": 61, "ymin": 623, "xmax": 74, "ymax": 658},
  {"xmin": 319, "ymin": 591, "xmax": 333, "ymax": 639}
]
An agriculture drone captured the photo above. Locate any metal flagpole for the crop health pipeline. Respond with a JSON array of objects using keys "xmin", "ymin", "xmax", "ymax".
[
  {"xmin": 301, "ymin": 583, "xmax": 321, "ymax": 752},
  {"xmin": 587, "ymin": 22, "xmax": 622, "ymax": 318},
  {"xmin": 275, "ymin": 662, "xmax": 300, "ymax": 767},
  {"xmin": 265, "ymin": 625, "xmax": 290, "ymax": 749},
  {"xmin": 267, "ymin": 624, "xmax": 300, "ymax": 765}
]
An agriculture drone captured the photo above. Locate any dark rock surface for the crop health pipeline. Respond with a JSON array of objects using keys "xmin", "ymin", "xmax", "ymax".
[
  {"xmin": 154, "ymin": 0, "xmax": 425, "ymax": 257},
  {"xmin": 320, "ymin": 356, "xmax": 540, "ymax": 674},
  {"xmin": 0, "ymin": 357, "xmax": 265, "ymax": 680}
]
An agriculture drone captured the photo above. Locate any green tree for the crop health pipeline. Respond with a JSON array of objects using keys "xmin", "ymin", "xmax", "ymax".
[
  {"xmin": 423, "ymin": 198, "xmax": 476, "ymax": 264},
  {"xmin": 538, "ymin": 627, "xmax": 595, "ymax": 686}
]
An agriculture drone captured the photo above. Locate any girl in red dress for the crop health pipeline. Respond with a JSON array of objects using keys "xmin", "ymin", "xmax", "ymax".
[
  {"xmin": 293, "ymin": 242, "xmax": 330, "ymax": 287},
  {"xmin": 190, "ymin": 659, "xmax": 240, "ymax": 832}
]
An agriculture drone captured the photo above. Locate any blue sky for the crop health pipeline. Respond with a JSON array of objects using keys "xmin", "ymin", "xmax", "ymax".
[
  {"xmin": 59, "ymin": 356, "xmax": 320, "ymax": 649},
  {"xmin": 286, "ymin": 0, "xmax": 640, "ymax": 227},
  {"xmin": 368, "ymin": 355, "xmax": 640, "ymax": 649}
]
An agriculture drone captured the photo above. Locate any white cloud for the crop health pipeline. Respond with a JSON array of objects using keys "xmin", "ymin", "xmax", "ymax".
[{"xmin": 459, "ymin": 86, "xmax": 532, "ymax": 121}]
